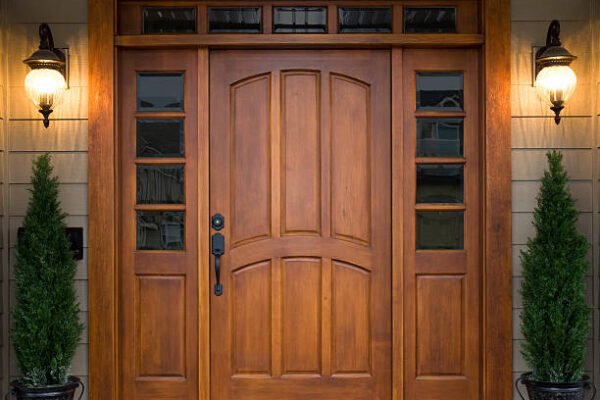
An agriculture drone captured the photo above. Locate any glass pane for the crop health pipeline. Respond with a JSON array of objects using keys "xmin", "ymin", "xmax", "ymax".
[
  {"xmin": 417, "ymin": 119, "xmax": 464, "ymax": 157},
  {"xmin": 416, "ymin": 72, "xmax": 464, "ymax": 111},
  {"xmin": 208, "ymin": 7, "xmax": 261, "ymax": 33},
  {"xmin": 137, "ymin": 73, "xmax": 184, "ymax": 112},
  {"xmin": 404, "ymin": 8, "xmax": 456, "ymax": 33},
  {"xmin": 273, "ymin": 7, "xmax": 327, "ymax": 33},
  {"xmin": 137, "ymin": 211, "xmax": 185, "ymax": 250},
  {"xmin": 416, "ymin": 211, "xmax": 464, "ymax": 250},
  {"xmin": 339, "ymin": 7, "xmax": 392, "ymax": 33},
  {"xmin": 143, "ymin": 7, "xmax": 196, "ymax": 34},
  {"xmin": 137, "ymin": 165, "xmax": 184, "ymax": 204},
  {"xmin": 137, "ymin": 119, "xmax": 184, "ymax": 158},
  {"xmin": 416, "ymin": 165, "xmax": 464, "ymax": 204}
]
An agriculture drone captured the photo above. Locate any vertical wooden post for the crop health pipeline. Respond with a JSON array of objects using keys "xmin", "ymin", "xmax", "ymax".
[
  {"xmin": 88, "ymin": 0, "xmax": 116, "ymax": 399},
  {"xmin": 483, "ymin": 1, "xmax": 512, "ymax": 400}
]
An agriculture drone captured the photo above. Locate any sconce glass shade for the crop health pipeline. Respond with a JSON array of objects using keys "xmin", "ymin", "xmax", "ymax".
[
  {"xmin": 535, "ymin": 64, "xmax": 577, "ymax": 113},
  {"xmin": 24, "ymin": 68, "xmax": 66, "ymax": 116}
]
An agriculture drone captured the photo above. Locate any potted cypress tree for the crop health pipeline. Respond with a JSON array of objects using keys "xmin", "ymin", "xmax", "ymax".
[
  {"xmin": 8, "ymin": 154, "xmax": 84, "ymax": 399},
  {"xmin": 516, "ymin": 151, "xmax": 595, "ymax": 400}
]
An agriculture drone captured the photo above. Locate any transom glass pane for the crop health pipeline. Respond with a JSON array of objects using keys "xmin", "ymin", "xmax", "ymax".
[
  {"xmin": 137, "ymin": 73, "xmax": 184, "ymax": 112},
  {"xmin": 208, "ymin": 7, "xmax": 262, "ymax": 33},
  {"xmin": 137, "ymin": 119, "xmax": 184, "ymax": 158},
  {"xmin": 137, "ymin": 211, "xmax": 185, "ymax": 250},
  {"xmin": 416, "ymin": 211, "xmax": 464, "ymax": 250},
  {"xmin": 143, "ymin": 7, "xmax": 196, "ymax": 34},
  {"xmin": 416, "ymin": 165, "xmax": 464, "ymax": 204},
  {"xmin": 404, "ymin": 8, "xmax": 456, "ymax": 33},
  {"xmin": 417, "ymin": 119, "xmax": 464, "ymax": 157},
  {"xmin": 273, "ymin": 7, "xmax": 327, "ymax": 33},
  {"xmin": 136, "ymin": 165, "xmax": 184, "ymax": 204},
  {"xmin": 416, "ymin": 72, "xmax": 464, "ymax": 111},
  {"xmin": 339, "ymin": 7, "xmax": 392, "ymax": 33}
]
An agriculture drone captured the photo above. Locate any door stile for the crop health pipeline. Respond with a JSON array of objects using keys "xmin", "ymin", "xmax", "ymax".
[
  {"xmin": 391, "ymin": 47, "xmax": 404, "ymax": 400},
  {"xmin": 198, "ymin": 47, "xmax": 210, "ymax": 400},
  {"xmin": 270, "ymin": 70, "xmax": 283, "ymax": 379}
]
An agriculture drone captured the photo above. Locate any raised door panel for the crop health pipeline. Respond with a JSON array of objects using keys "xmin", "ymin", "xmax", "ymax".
[
  {"xmin": 231, "ymin": 75, "xmax": 272, "ymax": 247},
  {"xmin": 281, "ymin": 72, "xmax": 321, "ymax": 236},
  {"xmin": 331, "ymin": 75, "xmax": 371, "ymax": 247},
  {"xmin": 282, "ymin": 258, "xmax": 322, "ymax": 375},
  {"xmin": 210, "ymin": 50, "xmax": 390, "ymax": 400}
]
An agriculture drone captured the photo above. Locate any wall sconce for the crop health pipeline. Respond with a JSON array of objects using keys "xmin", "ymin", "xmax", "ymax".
[
  {"xmin": 534, "ymin": 20, "xmax": 577, "ymax": 125},
  {"xmin": 23, "ymin": 23, "xmax": 68, "ymax": 128}
]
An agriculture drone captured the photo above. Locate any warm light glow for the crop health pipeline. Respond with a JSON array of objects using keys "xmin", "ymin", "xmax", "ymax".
[
  {"xmin": 535, "ymin": 65, "xmax": 577, "ymax": 105},
  {"xmin": 24, "ymin": 68, "xmax": 66, "ymax": 111}
]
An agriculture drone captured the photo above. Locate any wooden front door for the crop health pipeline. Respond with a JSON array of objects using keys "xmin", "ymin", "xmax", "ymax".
[{"xmin": 209, "ymin": 50, "xmax": 392, "ymax": 400}]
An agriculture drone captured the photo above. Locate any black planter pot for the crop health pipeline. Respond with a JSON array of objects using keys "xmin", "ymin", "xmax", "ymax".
[
  {"xmin": 516, "ymin": 373, "xmax": 596, "ymax": 400},
  {"xmin": 6, "ymin": 377, "xmax": 84, "ymax": 400}
]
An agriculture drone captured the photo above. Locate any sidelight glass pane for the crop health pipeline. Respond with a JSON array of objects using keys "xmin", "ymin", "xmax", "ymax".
[
  {"xmin": 416, "ymin": 119, "xmax": 464, "ymax": 157},
  {"xmin": 416, "ymin": 72, "xmax": 464, "ymax": 111},
  {"xmin": 404, "ymin": 8, "xmax": 456, "ymax": 33},
  {"xmin": 137, "ymin": 165, "xmax": 185, "ymax": 204},
  {"xmin": 416, "ymin": 211, "xmax": 464, "ymax": 250},
  {"xmin": 273, "ymin": 7, "xmax": 327, "ymax": 33},
  {"xmin": 137, "ymin": 119, "xmax": 184, "ymax": 158},
  {"xmin": 143, "ymin": 7, "xmax": 196, "ymax": 34},
  {"xmin": 137, "ymin": 73, "xmax": 184, "ymax": 112},
  {"xmin": 339, "ymin": 7, "xmax": 392, "ymax": 33},
  {"xmin": 208, "ymin": 7, "xmax": 262, "ymax": 33},
  {"xmin": 416, "ymin": 165, "xmax": 464, "ymax": 204},
  {"xmin": 137, "ymin": 211, "xmax": 185, "ymax": 250}
]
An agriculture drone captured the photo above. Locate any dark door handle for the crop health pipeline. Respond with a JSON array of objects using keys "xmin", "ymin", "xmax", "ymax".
[
  {"xmin": 211, "ymin": 214, "xmax": 225, "ymax": 296},
  {"xmin": 212, "ymin": 233, "xmax": 224, "ymax": 296}
]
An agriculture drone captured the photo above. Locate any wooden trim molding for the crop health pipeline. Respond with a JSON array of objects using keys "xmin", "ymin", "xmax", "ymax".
[
  {"xmin": 115, "ymin": 33, "xmax": 485, "ymax": 49},
  {"xmin": 483, "ymin": 1, "xmax": 512, "ymax": 400},
  {"xmin": 88, "ymin": 0, "xmax": 116, "ymax": 400}
]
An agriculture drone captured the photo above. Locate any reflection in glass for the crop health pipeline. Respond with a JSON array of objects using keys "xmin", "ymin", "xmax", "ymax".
[
  {"xmin": 208, "ymin": 7, "xmax": 262, "ymax": 33},
  {"xmin": 137, "ymin": 165, "xmax": 184, "ymax": 204},
  {"xmin": 273, "ymin": 7, "xmax": 327, "ymax": 33},
  {"xmin": 404, "ymin": 8, "xmax": 456, "ymax": 33},
  {"xmin": 416, "ymin": 72, "xmax": 464, "ymax": 111},
  {"xmin": 416, "ymin": 211, "xmax": 464, "ymax": 250},
  {"xmin": 339, "ymin": 7, "xmax": 392, "ymax": 33},
  {"xmin": 143, "ymin": 8, "xmax": 196, "ymax": 34},
  {"xmin": 416, "ymin": 165, "xmax": 463, "ymax": 204},
  {"xmin": 137, "ymin": 211, "xmax": 185, "ymax": 250},
  {"xmin": 137, "ymin": 119, "xmax": 184, "ymax": 158},
  {"xmin": 417, "ymin": 119, "xmax": 464, "ymax": 157},
  {"xmin": 137, "ymin": 73, "xmax": 184, "ymax": 112}
]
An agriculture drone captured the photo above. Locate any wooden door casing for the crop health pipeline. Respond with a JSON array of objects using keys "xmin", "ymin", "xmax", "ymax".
[
  {"xmin": 210, "ymin": 50, "xmax": 392, "ymax": 400},
  {"xmin": 118, "ymin": 49, "xmax": 199, "ymax": 400}
]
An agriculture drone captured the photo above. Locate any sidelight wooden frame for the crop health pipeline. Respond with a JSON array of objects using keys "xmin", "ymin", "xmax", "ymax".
[{"xmin": 88, "ymin": 1, "xmax": 511, "ymax": 399}]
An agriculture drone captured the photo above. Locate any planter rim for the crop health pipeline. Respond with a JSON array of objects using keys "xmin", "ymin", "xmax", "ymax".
[
  {"xmin": 520, "ymin": 372, "xmax": 592, "ymax": 388},
  {"xmin": 10, "ymin": 376, "xmax": 81, "ymax": 393}
]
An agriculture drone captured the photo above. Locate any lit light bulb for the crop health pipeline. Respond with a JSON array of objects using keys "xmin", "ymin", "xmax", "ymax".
[
  {"xmin": 24, "ymin": 68, "xmax": 66, "ymax": 111},
  {"xmin": 535, "ymin": 65, "xmax": 577, "ymax": 107}
]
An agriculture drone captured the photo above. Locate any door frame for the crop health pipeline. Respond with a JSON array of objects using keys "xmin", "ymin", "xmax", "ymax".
[{"xmin": 88, "ymin": 1, "xmax": 511, "ymax": 400}]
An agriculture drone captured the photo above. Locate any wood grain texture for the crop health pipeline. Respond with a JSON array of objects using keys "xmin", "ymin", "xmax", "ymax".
[
  {"xmin": 403, "ymin": 49, "xmax": 481, "ymax": 400},
  {"xmin": 210, "ymin": 50, "xmax": 391, "ymax": 400},
  {"xmin": 88, "ymin": 0, "xmax": 116, "ymax": 399},
  {"xmin": 118, "ymin": 49, "xmax": 199, "ymax": 400},
  {"xmin": 483, "ymin": 1, "xmax": 512, "ymax": 400},
  {"xmin": 116, "ymin": 33, "xmax": 484, "ymax": 48}
]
